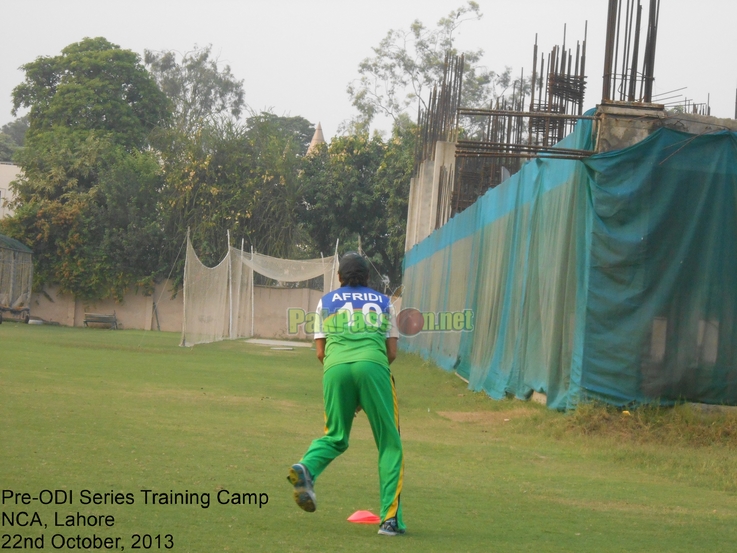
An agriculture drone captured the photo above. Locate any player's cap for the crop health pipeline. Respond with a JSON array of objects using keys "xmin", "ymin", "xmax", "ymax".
[{"xmin": 338, "ymin": 251, "xmax": 369, "ymax": 279}]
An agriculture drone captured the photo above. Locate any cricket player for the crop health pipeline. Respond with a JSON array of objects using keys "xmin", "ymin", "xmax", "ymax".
[{"xmin": 287, "ymin": 252, "xmax": 405, "ymax": 536}]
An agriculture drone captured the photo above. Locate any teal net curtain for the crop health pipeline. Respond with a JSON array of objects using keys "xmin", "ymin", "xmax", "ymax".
[
  {"xmin": 582, "ymin": 129, "xmax": 737, "ymax": 406},
  {"xmin": 402, "ymin": 119, "xmax": 737, "ymax": 409}
]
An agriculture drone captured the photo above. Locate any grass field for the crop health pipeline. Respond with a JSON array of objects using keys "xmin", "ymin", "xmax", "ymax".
[{"xmin": 2, "ymin": 323, "xmax": 737, "ymax": 552}]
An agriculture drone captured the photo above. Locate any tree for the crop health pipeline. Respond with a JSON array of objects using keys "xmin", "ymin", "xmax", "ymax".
[
  {"xmin": 372, "ymin": 119, "xmax": 416, "ymax": 286},
  {"xmin": 157, "ymin": 120, "xmax": 253, "ymax": 270},
  {"xmin": 245, "ymin": 113, "xmax": 314, "ymax": 258},
  {"xmin": 157, "ymin": 112, "xmax": 316, "ymax": 271},
  {"xmin": 0, "ymin": 134, "xmax": 16, "ymax": 162},
  {"xmin": 13, "ymin": 37, "xmax": 170, "ymax": 150},
  {"xmin": 1, "ymin": 115, "xmax": 29, "ymax": 147},
  {"xmin": 300, "ymin": 121, "xmax": 415, "ymax": 288},
  {"xmin": 347, "ymin": 2, "xmax": 498, "ymax": 126},
  {"xmin": 0, "ymin": 115, "xmax": 29, "ymax": 161},
  {"xmin": 4, "ymin": 133, "xmax": 166, "ymax": 300},
  {"xmin": 144, "ymin": 45, "xmax": 245, "ymax": 132},
  {"xmin": 2, "ymin": 38, "xmax": 171, "ymax": 300}
]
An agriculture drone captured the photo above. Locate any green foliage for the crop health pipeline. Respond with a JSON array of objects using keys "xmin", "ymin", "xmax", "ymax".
[
  {"xmin": 144, "ymin": 47, "xmax": 316, "ymax": 268},
  {"xmin": 374, "ymin": 122, "xmax": 416, "ymax": 285},
  {"xmin": 348, "ymin": 2, "xmax": 497, "ymax": 125},
  {"xmin": 157, "ymin": 121, "xmax": 253, "ymax": 270},
  {"xmin": 0, "ymin": 133, "xmax": 16, "ymax": 162},
  {"xmin": 144, "ymin": 45, "xmax": 245, "ymax": 132},
  {"xmin": 13, "ymin": 37, "xmax": 170, "ymax": 150},
  {"xmin": 246, "ymin": 112, "xmax": 314, "ymax": 156},
  {"xmin": 0, "ymin": 115, "xmax": 29, "ymax": 161},
  {"xmin": 300, "ymin": 121, "xmax": 415, "ymax": 288},
  {"xmin": 4, "ymin": 132, "xmax": 166, "ymax": 300},
  {"xmin": 94, "ymin": 150, "xmax": 167, "ymax": 295},
  {"xmin": 157, "ymin": 113, "xmax": 315, "ymax": 274},
  {"xmin": 4, "ymin": 36, "xmax": 415, "ymax": 299},
  {"xmin": 1, "ymin": 115, "xmax": 29, "ymax": 147},
  {"xmin": 2, "ymin": 38, "xmax": 170, "ymax": 300},
  {"xmin": 244, "ymin": 113, "xmax": 314, "ymax": 258},
  {"xmin": 561, "ymin": 402, "xmax": 737, "ymax": 448}
]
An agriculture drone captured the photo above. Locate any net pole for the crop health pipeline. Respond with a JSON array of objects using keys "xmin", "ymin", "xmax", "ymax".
[
  {"xmin": 251, "ymin": 245, "xmax": 255, "ymax": 337},
  {"xmin": 180, "ymin": 229, "xmax": 190, "ymax": 347},
  {"xmin": 332, "ymin": 239, "xmax": 339, "ymax": 290},
  {"xmin": 318, "ymin": 252, "xmax": 325, "ymax": 314},
  {"xmin": 239, "ymin": 238, "xmax": 244, "ymax": 338},
  {"xmin": 10, "ymin": 252, "xmax": 16, "ymax": 307},
  {"xmin": 227, "ymin": 230, "xmax": 233, "ymax": 339}
]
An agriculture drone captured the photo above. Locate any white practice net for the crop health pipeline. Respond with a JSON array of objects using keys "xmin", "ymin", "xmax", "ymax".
[
  {"xmin": 181, "ymin": 237, "xmax": 338, "ymax": 346},
  {"xmin": 0, "ymin": 242, "xmax": 33, "ymax": 310}
]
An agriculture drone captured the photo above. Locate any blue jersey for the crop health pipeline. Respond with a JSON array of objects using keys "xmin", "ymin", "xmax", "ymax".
[{"xmin": 314, "ymin": 285, "xmax": 398, "ymax": 371}]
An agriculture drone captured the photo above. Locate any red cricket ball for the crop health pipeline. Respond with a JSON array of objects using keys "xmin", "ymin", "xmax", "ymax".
[{"xmin": 397, "ymin": 308, "xmax": 424, "ymax": 337}]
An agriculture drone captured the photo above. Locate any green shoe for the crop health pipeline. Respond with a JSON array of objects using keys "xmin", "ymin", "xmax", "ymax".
[{"xmin": 287, "ymin": 463, "xmax": 316, "ymax": 512}]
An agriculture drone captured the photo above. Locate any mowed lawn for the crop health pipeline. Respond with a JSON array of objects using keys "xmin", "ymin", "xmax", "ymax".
[{"xmin": 1, "ymin": 323, "xmax": 736, "ymax": 552}]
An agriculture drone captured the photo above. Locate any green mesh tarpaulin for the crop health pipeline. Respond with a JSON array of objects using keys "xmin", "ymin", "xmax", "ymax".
[{"xmin": 401, "ymin": 120, "xmax": 737, "ymax": 409}]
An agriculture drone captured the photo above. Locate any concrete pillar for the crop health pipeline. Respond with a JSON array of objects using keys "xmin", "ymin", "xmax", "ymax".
[
  {"xmin": 417, "ymin": 160, "xmax": 435, "ymax": 243},
  {"xmin": 404, "ymin": 177, "xmax": 418, "ymax": 252}
]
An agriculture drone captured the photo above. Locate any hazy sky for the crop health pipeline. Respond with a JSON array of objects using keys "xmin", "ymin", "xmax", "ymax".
[{"xmin": 2, "ymin": 0, "xmax": 735, "ymax": 138}]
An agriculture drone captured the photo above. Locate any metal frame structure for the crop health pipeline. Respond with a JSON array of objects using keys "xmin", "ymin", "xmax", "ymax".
[
  {"xmin": 602, "ymin": 0, "xmax": 661, "ymax": 104},
  {"xmin": 415, "ymin": 26, "xmax": 593, "ymax": 218}
]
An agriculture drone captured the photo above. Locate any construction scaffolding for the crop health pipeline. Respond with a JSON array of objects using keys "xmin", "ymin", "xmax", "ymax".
[
  {"xmin": 601, "ymin": 0, "xmax": 661, "ymax": 103},
  {"xmin": 414, "ymin": 25, "xmax": 594, "ymax": 222}
]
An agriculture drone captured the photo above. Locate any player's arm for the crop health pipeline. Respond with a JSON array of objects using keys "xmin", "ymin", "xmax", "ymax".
[
  {"xmin": 315, "ymin": 338, "xmax": 326, "ymax": 364},
  {"xmin": 385, "ymin": 300, "xmax": 399, "ymax": 365},
  {"xmin": 386, "ymin": 337, "xmax": 398, "ymax": 364},
  {"xmin": 314, "ymin": 298, "xmax": 326, "ymax": 364}
]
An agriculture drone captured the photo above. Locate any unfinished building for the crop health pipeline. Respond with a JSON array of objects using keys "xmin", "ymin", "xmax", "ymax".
[{"xmin": 401, "ymin": 0, "xmax": 737, "ymax": 409}]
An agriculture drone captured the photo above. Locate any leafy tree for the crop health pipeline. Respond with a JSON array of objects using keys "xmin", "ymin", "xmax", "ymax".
[
  {"xmin": 372, "ymin": 120, "xmax": 416, "ymax": 286},
  {"xmin": 13, "ymin": 37, "xmax": 170, "ymax": 150},
  {"xmin": 300, "ymin": 121, "xmax": 415, "ymax": 288},
  {"xmin": 5, "ymin": 133, "xmax": 165, "ymax": 300},
  {"xmin": 94, "ymin": 150, "xmax": 167, "ymax": 295},
  {"xmin": 1, "ymin": 115, "xmax": 29, "ymax": 147},
  {"xmin": 158, "ymin": 113, "xmax": 315, "ymax": 271},
  {"xmin": 245, "ymin": 113, "xmax": 314, "ymax": 258},
  {"xmin": 2, "ymin": 38, "xmax": 171, "ymax": 300},
  {"xmin": 144, "ymin": 45, "xmax": 245, "ymax": 132},
  {"xmin": 157, "ymin": 120, "xmax": 253, "ymax": 270},
  {"xmin": 0, "ymin": 134, "xmax": 16, "ymax": 162},
  {"xmin": 0, "ymin": 115, "xmax": 29, "ymax": 161},
  {"xmin": 347, "ymin": 1, "xmax": 498, "ymax": 126},
  {"xmin": 246, "ymin": 112, "xmax": 314, "ymax": 156}
]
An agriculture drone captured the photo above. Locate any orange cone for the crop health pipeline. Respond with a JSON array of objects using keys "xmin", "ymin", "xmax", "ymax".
[{"xmin": 347, "ymin": 510, "xmax": 381, "ymax": 524}]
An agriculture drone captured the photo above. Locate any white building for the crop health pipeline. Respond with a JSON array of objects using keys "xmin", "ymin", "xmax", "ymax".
[{"xmin": 0, "ymin": 163, "xmax": 20, "ymax": 219}]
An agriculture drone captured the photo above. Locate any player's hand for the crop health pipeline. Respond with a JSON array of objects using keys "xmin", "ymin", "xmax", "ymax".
[{"xmin": 354, "ymin": 405, "xmax": 362, "ymax": 417}]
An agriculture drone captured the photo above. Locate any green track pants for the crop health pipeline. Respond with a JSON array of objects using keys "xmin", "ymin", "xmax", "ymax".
[{"xmin": 300, "ymin": 360, "xmax": 404, "ymax": 529}]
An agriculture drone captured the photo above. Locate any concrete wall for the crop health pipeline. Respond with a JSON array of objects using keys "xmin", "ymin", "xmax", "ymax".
[
  {"xmin": 0, "ymin": 163, "xmax": 19, "ymax": 219},
  {"xmin": 31, "ymin": 280, "xmax": 183, "ymax": 331},
  {"xmin": 252, "ymin": 286, "xmax": 322, "ymax": 340},
  {"xmin": 405, "ymin": 141, "xmax": 456, "ymax": 251},
  {"xmin": 594, "ymin": 102, "xmax": 737, "ymax": 153},
  {"xmin": 30, "ymin": 281, "xmax": 323, "ymax": 339}
]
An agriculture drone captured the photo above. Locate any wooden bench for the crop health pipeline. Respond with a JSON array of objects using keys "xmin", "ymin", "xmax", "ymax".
[{"xmin": 83, "ymin": 312, "xmax": 118, "ymax": 329}]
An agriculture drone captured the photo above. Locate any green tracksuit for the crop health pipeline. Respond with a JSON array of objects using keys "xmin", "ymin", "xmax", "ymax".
[{"xmin": 300, "ymin": 286, "xmax": 404, "ymax": 529}]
